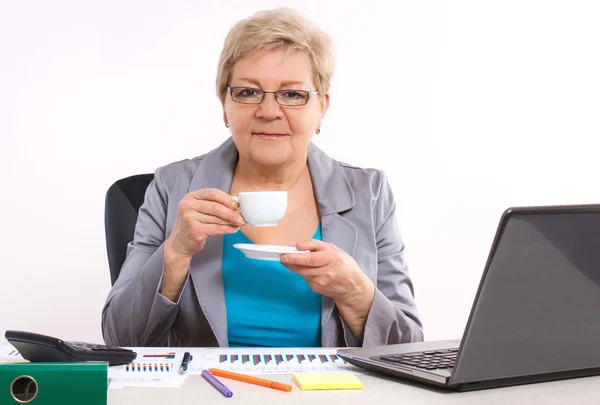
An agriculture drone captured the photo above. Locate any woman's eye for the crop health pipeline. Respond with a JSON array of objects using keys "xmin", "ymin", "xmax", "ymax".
[{"xmin": 281, "ymin": 91, "xmax": 301, "ymax": 99}]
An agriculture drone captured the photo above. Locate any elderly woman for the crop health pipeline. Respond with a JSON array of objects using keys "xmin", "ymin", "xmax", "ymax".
[{"xmin": 102, "ymin": 8, "xmax": 423, "ymax": 348}]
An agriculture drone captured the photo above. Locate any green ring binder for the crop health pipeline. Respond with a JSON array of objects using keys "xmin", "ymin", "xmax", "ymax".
[{"xmin": 1, "ymin": 362, "xmax": 107, "ymax": 405}]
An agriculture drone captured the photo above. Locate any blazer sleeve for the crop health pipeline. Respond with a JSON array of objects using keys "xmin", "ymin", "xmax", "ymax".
[
  {"xmin": 345, "ymin": 171, "xmax": 424, "ymax": 347},
  {"xmin": 101, "ymin": 167, "xmax": 189, "ymax": 347}
]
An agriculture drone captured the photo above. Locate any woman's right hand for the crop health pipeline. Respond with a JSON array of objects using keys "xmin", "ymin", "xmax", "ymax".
[
  {"xmin": 162, "ymin": 189, "xmax": 244, "ymax": 293},
  {"xmin": 165, "ymin": 188, "xmax": 244, "ymax": 259}
]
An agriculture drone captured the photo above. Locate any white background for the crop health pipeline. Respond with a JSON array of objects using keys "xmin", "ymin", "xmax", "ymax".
[{"xmin": 1, "ymin": 0, "xmax": 599, "ymax": 345}]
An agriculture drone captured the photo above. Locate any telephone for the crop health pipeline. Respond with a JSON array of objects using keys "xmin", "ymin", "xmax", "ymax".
[{"xmin": 5, "ymin": 330, "xmax": 136, "ymax": 366}]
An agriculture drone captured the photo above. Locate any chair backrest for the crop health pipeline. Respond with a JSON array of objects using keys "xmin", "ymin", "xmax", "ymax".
[{"xmin": 104, "ymin": 173, "xmax": 154, "ymax": 286}]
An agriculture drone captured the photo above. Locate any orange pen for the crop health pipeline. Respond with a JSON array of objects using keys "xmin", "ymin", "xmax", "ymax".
[{"xmin": 208, "ymin": 368, "xmax": 292, "ymax": 392}]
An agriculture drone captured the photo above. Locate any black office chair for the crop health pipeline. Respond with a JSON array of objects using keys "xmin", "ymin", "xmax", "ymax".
[{"xmin": 104, "ymin": 173, "xmax": 154, "ymax": 286}]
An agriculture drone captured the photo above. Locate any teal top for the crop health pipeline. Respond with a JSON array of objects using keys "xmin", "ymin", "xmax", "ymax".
[{"xmin": 222, "ymin": 225, "xmax": 323, "ymax": 347}]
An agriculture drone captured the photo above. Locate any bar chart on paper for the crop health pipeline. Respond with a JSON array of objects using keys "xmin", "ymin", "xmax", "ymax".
[
  {"xmin": 200, "ymin": 348, "xmax": 363, "ymax": 375},
  {"xmin": 122, "ymin": 352, "xmax": 176, "ymax": 373},
  {"xmin": 108, "ymin": 349, "xmax": 190, "ymax": 388}
]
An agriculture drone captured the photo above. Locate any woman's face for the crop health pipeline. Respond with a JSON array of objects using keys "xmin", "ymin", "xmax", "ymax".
[{"xmin": 224, "ymin": 48, "xmax": 329, "ymax": 168}]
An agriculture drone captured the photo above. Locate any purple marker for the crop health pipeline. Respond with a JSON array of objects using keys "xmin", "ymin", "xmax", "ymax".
[{"xmin": 202, "ymin": 369, "xmax": 233, "ymax": 398}]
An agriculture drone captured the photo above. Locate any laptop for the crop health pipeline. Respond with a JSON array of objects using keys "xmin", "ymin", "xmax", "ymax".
[{"xmin": 338, "ymin": 204, "xmax": 600, "ymax": 391}]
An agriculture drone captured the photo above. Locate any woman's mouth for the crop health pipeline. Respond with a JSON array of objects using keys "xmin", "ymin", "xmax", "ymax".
[{"xmin": 253, "ymin": 133, "xmax": 289, "ymax": 140}]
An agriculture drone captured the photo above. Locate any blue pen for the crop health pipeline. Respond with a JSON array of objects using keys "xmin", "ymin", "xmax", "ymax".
[{"xmin": 179, "ymin": 352, "xmax": 193, "ymax": 374}]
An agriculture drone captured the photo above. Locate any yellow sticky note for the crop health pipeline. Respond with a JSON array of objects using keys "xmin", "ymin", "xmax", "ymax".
[{"xmin": 292, "ymin": 373, "xmax": 363, "ymax": 390}]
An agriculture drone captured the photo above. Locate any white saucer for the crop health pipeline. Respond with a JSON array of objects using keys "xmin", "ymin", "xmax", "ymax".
[{"xmin": 233, "ymin": 243, "xmax": 303, "ymax": 261}]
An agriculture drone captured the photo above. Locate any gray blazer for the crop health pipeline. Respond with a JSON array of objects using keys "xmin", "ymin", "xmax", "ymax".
[{"xmin": 102, "ymin": 138, "xmax": 423, "ymax": 348}]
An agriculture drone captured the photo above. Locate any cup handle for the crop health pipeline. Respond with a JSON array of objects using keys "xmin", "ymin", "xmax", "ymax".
[{"xmin": 231, "ymin": 196, "xmax": 247, "ymax": 224}]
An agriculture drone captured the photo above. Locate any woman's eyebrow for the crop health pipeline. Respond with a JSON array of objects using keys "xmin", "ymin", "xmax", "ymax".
[
  {"xmin": 234, "ymin": 78, "xmax": 261, "ymax": 87},
  {"xmin": 279, "ymin": 80, "xmax": 308, "ymax": 87},
  {"xmin": 232, "ymin": 78, "xmax": 308, "ymax": 88}
]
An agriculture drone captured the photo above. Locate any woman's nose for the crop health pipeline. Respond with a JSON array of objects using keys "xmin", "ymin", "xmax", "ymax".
[{"xmin": 256, "ymin": 93, "xmax": 284, "ymax": 120}]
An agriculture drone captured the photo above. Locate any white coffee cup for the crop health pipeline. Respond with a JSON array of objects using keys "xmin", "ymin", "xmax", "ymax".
[{"xmin": 232, "ymin": 191, "xmax": 287, "ymax": 227}]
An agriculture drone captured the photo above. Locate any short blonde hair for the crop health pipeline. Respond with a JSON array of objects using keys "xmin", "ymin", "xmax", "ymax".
[{"xmin": 216, "ymin": 8, "xmax": 335, "ymax": 104}]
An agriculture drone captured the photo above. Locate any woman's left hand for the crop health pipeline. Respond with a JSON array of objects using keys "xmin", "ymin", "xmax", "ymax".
[{"xmin": 280, "ymin": 240, "xmax": 374, "ymax": 305}]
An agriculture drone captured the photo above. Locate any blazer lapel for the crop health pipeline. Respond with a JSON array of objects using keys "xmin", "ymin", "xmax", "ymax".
[
  {"xmin": 307, "ymin": 143, "xmax": 357, "ymax": 346},
  {"xmin": 187, "ymin": 138, "xmax": 238, "ymax": 347}
]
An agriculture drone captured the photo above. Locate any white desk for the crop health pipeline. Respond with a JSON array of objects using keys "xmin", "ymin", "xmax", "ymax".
[{"xmin": 108, "ymin": 372, "xmax": 600, "ymax": 405}]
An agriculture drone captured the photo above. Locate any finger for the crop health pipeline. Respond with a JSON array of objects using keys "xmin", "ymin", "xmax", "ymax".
[
  {"xmin": 281, "ymin": 251, "xmax": 334, "ymax": 267},
  {"xmin": 295, "ymin": 240, "xmax": 337, "ymax": 252},
  {"xmin": 194, "ymin": 213, "xmax": 240, "ymax": 226},
  {"xmin": 189, "ymin": 188, "xmax": 239, "ymax": 210},
  {"xmin": 201, "ymin": 223, "xmax": 240, "ymax": 236},
  {"xmin": 191, "ymin": 200, "xmax": 245, "ymax": 226},
  {"xmin": 283, "ymin": 264, "xmax": 323, "ymax": 277}
]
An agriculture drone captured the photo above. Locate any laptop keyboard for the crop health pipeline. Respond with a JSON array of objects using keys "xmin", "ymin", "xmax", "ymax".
[{"xmin": 379, "ymin": 348, "xmax": 458, "ymax": 370}]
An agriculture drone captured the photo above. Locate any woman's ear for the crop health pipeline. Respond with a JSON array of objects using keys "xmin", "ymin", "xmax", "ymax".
[
  {"xmin": 316, "ymin": 93, "xmax": 330, "ymax": 133},
  {"xmin": 223, "ymin": 111, "xmax": 229, "ymax": 128},
  {"xmin": 320, "ymin": 93, "xmax": 330, "ymax": 115}
]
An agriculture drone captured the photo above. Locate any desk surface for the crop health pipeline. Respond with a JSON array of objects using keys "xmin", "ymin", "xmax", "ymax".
[{"xmin": 108, "ymin": 371, "xmax": 600, "ymax": 405}]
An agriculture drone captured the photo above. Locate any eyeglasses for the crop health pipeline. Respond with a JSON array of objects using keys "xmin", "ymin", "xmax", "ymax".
[{"xmin": 227, "ymin": 86, "xmax": 318, "ymax": 106}]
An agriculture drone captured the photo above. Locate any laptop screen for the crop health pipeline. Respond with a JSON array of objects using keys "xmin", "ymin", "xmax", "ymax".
[{"xmin": 452, "ymin": 208, "xmax": 600, "ymax": 384}]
